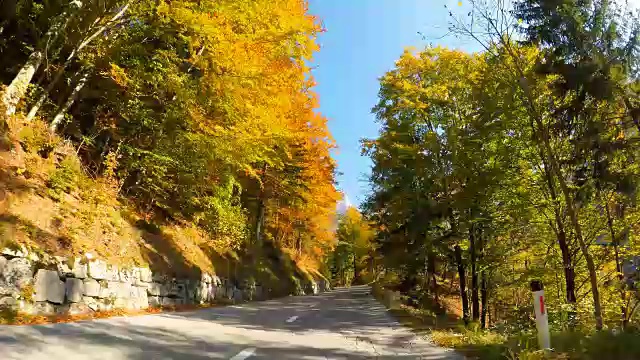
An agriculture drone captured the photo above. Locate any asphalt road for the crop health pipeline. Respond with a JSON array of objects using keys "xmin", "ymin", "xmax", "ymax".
[{"xmin": 0, "ymin": 285, "xmax": 461, "ymax": 359}]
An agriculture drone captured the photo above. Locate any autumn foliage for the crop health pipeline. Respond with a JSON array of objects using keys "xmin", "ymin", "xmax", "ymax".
[
  {"xmin": 363, "ymin": 0, "xmax": 640, "ymax": 335},
  {"xmin": 0, "ymin": 0, "xmax": 339, "ymax": 272}
]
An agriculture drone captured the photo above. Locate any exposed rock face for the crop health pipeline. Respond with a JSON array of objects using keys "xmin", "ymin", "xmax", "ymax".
[
  {"xmin": 148, "ymin": 296, "xmax": 161, "ymax": 307},
  {"xmin": 65, "ymin": 278, "xmax": 84, "ymax": 303},
  {"xmin": 0, "ymin": 296, "xmax": 17, "ymax": 307},
  {"xmin": 57, "ymin": 257, "xmax": 88, "ymax": 279},
  {"xmin": 1, "ymin": 247, "xmax": 28, "ymax": 258},
  {"xmin": 72, "ymin": 259, "xmax": 88, "ymax": 279},
  {"xmin": 147, "ymin": 282, "xmax": 165, "ymax": 296},
  {"xmin": 83, "ymin": 278, "xmax": 100, "ymax": 297},
  {"xmin": 4, "ymin": 257, "xmax": 33, "ymax": 288},
  {"xmin": 0, "ymin": 282, "xmax": 18, "ymax": 297},
  {"xmin": 0, "ymin": 252, "xmax": 330, "ymax": 316},
  {"xmin": 33, "ymin": 301, "xmax": 56, "ymax": 315},
  {"xmin": 34, "ymin": 269, "xmax": 65, "ymax": 304},
  {"xmin": 87, "ymin": 260, "xmax": 109, "ymax": 280},
  {"xmin": 162, "ymin": 297, "xmax": 175, "ymax": 307},
  {"xmin": 134, "ymin": 267, "xmax": 152, "ymax": 285}
]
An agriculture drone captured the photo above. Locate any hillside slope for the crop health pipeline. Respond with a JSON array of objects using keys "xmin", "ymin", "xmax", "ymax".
[
  {"xmin": 0, "ymin": 116, "xmax": 321, "ymax": 295},
  {"xmin": 0, "ymin": 0, "xmax": 339, "ymax": 298}
]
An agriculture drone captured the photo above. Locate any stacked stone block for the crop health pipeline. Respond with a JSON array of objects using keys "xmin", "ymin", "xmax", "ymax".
[{"xmin": 0, "ymin": 246, "xmax": 329, "ymax": 316}]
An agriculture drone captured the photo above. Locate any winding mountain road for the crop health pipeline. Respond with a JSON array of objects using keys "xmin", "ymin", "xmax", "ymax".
[{"xmin": 0, "ymin": 285, "xmax": 461, "ymax": 359}]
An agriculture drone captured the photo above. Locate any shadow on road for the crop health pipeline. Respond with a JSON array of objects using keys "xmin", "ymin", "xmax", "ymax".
[{"xmin": 0, "ymin": 286, "xmax": 459, "ymax": 359}]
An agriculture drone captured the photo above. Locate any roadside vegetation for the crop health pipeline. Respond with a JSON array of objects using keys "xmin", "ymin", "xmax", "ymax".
[
  {"xmin": 0, "ymin": 0, "xmax": 338, "ymax": 293},
  {"xmin": 327, "ymin": 206, "xmax": 376, "ymax": 286},
  {"xmin": 354, "ymin": 0, "xmax": 640, "ymax": 358}
]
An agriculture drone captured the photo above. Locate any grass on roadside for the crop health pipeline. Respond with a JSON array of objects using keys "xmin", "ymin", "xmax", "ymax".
[
  {"xmin": 428, "ymin": 322, "xmax": 640, "ymax": 359},
  {"xmin": 370, "ymin": 282, "xmax": 459, "ymax": 333},
  {"xmin": 371, "ymin": 283, "xmax": 640, "ymax": 359}
]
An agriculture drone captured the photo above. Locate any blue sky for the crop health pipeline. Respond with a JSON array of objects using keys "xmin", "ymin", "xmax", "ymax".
[{"xmin": 308, "ymin": 0, "xmax": 477, "ymax": 208}]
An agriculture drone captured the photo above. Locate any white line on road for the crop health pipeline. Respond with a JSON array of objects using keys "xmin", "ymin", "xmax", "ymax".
[
  {"xmin": 230, "ymin": 347, "xmax": 256, "ymax": 360},
  {"xmin": 286, "ymin": 315, "xmax": 299, "ymax": 323}
]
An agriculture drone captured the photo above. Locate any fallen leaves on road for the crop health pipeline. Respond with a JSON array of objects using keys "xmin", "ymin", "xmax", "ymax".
[{"xmin": 0, "ymin": 303, "xmax": 221, "ymax": 326}]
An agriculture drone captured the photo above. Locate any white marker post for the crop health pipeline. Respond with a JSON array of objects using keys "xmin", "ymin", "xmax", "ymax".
[{"xmin": 530, "ymin": 280, "xmax": 550, "ymax": 350}]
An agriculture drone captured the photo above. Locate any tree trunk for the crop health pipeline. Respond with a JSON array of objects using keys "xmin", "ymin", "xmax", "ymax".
[
  {"xmin": 455, "ymin": 244, "xmax": 470, "ymax": 324},
  {"xmin": 2, "ymin": 51, "xmax": 43, "ymax": 116},
  {"xmin": 499, "ymin": 35, "xmax": 603, "ymax": 331},
  {"xmin": 512, "ymin": 90, "xmax": 598, "ymax": 327},
  {"xmin": 49, "ymin": 69, "xmax": 90, "ymax": 132},
  {"xmin": 370, "ymin": 250, "xmax": 376, "ymax": 282},
  {"xmin": 428, "ymin": 253, "xmax": 438, "ymax": 302},
  {"xmin": 254, "ymin": 163, "xmax": 267, "ymax": 246},
  {"xmin": 552, "ymin": 155, "xmax": 603, "ymax": 330},
  {"xmin": 0, "ymin": 0, "xmax": 17, "ymax": 23},
  {"xmin": 623, "ymin": 97, "xmax": 640, "ymax": 134},
  {"xmin": 488, "ymin": 304, "xmax": 493, "ymax": 326},
  {"xmin": 295, "ymin": 230, "xmax": 302, "ymax": 256},
  {"xmin": 440, "ymin": 259, "xmax": 448, "ymax": 282},
  {"xmin": 557, "ymin": 226, "xmax": 577, "ymax": 299},
  {"xmin": 4, "ymin": 0, "xmax": 83, "ymax": 117},
  {"xmin": 540, "ymin": 153, "xmax": 577, "ymax": 310},
  {"xmin": 605, "ymin": 202, "xmax": 628, "ymax": 328},
  {"xmin": 470, "ymin": 225, "xmax": 480, "ymax": 322},
  {"xmin": 255, "ymin": 198, "xmax": 265, "ymax": 246},
  {"xmin": 27, "ymin": 2, "xmax": 130, "ymax": 120},
  {"xmin": 481, "ymin": 271, "xmax": 488, "ymax": 329},
  {"xmin": 353, "ymin": 252, "xmax": 358, "ymax": 284}
]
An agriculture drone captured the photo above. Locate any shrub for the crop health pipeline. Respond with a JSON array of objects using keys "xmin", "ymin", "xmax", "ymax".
[
  {"xmin": 17, "ymin": 120, "xmax": 55, "ymax": 156},
  {"xmin": 431, "ymin": 328, "xmax": 508, "ymax": 359},
  {"xmin": 19, "ymin": 283, "xmax": 34, "ymax": 302},
  {"xmin": 47, "ymin": 156, "xmax": 86, "ymax": 196},
  {"xmin": 582, "ymin": 330, "xmax": 640, "ymax": 359}
]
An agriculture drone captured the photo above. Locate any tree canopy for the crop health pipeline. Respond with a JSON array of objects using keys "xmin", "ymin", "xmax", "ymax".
[
  {"xmin": 362, "ymin": 0, "xmax": 640, "ymax": 331},
  {"xmin": 1, "ymin": 0, "xmax": 339, "ymax": 272}
]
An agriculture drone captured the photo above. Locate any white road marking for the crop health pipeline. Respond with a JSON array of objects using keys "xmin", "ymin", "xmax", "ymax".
[
  {"xmin": 286, "ymin": 315, "xmax": 299, "ymax": 323},
  {"xmin": 230, "ymin": 347, "xmax": 256, "ymax": 360}
]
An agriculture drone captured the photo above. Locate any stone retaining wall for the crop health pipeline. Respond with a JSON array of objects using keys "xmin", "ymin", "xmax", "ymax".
[{"xmin": 0, "ymin": 247, "xmax": 329, "ymax": 315}]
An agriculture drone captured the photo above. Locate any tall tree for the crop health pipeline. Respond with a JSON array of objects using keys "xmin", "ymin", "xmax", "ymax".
[
  {"xmin": 1, "ymin": 0, "xmax": 339, "ymax": 276},
  {"xmin": 331, "ymin": 207, "xmax": 374, "ymax": 286}
]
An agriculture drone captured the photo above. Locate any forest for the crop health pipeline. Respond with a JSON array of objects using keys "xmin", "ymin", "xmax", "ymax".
[
  {"xmin": 0, "ymin": 0, "xmax": 339, "ymax": 286},
  {"xmin": 4, "ymin": 0, "xmax": 640, "ymax": 356},
  {"xmin": 332, "ymin": 0, "xmax": 640, "ymax": 357}
]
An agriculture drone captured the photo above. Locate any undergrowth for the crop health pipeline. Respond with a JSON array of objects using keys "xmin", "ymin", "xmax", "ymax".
[
  {"xmin": 0, "ymin": 116, "xmax": 321, "ymax": 299},
  {"xmin": 430, "ymin": 327, "xmax": 640, "ymax": 360},
  {"xmin": 372, "ymin": 282, "xmax": 640, "ymax": 360}
]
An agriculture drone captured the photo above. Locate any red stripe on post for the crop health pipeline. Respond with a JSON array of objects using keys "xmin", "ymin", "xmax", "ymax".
[{"xmin": 539, "ymin": 296, "xmax": 545, "ymax": 315}]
